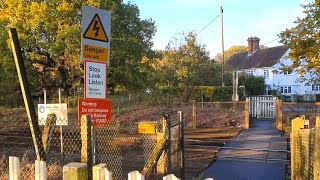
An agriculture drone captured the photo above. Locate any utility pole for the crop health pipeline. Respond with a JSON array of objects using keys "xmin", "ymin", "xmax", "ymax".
[{"xmin": 220, "ymin": 6, "xmax": 225, "ymax": 86}]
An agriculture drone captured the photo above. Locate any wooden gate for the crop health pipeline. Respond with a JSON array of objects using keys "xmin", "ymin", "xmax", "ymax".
[{"xmin": 249, "ymin": 96, "xmax": 276, "ymax": 119}]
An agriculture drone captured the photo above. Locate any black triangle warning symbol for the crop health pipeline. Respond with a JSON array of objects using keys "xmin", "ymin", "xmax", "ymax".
[{"xmin": 83, "ymin": 14, "xmax": 109, "ymax": 43}]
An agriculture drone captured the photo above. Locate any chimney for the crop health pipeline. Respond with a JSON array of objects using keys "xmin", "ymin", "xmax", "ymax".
[{"xmin": 247, "ymin": 37, "xmax": 260, "ymax": 54}]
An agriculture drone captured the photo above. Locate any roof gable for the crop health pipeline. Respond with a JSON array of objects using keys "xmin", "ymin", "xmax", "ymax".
[{"xmin": 226, "ymin": 45, "xmax": 289, "ymax": 70}]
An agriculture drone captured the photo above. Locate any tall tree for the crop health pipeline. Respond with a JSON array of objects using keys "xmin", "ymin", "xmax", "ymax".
[
  {"xmin": 157, "ymin": 32, "xmax": 212, "ymax": 101},
  {"xmin": 0, "ymin": 0, "xmax": 156, "ymax": 99},
  {"xmin": 279, "ymin": 2, "xmax": 320, "ymax": 82}
]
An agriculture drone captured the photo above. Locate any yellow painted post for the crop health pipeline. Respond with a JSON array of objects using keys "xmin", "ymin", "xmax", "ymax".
[
  {"xmin": 291, "ymin": 117, "xmax": 306, "ymax": 132},
  {"xmin": 63, "ymin": 162, "xmax": 88, "ymax": 180},
  {"xmin": 316, "ymin": 117, "xmax": 320, "ymax": 128},
  {"xmin": 244, "ymin": 98, "xmax": 249, "ymax": 129}
]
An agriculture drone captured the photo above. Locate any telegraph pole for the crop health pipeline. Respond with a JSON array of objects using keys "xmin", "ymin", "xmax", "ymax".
[{"xmin": 220, "ymin": 6, "xmax": 225, "ymax": 86}]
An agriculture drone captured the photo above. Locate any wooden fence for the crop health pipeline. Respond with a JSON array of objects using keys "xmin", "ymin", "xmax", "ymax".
[{"xmin": 7, "ymin": 156, "xmax": 203, "ymax": 180}]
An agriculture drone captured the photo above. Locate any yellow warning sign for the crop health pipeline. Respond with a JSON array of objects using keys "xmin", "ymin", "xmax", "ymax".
[
  {"xmin": 83, "ymin": 44, "xmax": 108, "ymax": 63},
  {"xmin": 83, "ymin": 14, "xmax": 109, "ymax": 43},
  {"xmin": 138, "ymin": 122, "xmax": 156, "ymax": 134}
]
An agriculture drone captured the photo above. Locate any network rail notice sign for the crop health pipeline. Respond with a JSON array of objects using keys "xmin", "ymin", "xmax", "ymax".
[
  {"xmin": 78, "ymin": 99, "xmax": 112, "ymax": 126},
  {"xmin": 38, "ymin": 103, "xmax": 68, "ymax": 126},
  {"xmin": 81, "ymin": 5, "xmax": 111, "ymax": 64}
]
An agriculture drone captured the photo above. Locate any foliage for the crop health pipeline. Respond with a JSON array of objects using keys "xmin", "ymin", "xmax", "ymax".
[
  {"xmin": 0, "ymin": 0, "xmax": 156, "ymax": 101},
  {"xmin": 239, "ymin": 75, "xmax": 266, "ymax": 96},
  {"xmin": 279, "ymin": 3, "xmax": 320, "ymax": 82},
  {"xmin": 155, "ymin": 32, "xmax": 212, "ymax": 102},
  {"xmin": 215, "ymin": 45, "xmax": 247, "ymax": 63}
]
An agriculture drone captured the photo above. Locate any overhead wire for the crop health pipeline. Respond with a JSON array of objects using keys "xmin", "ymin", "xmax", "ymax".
[
  {"xmin": 196, "ymin": 15, "xmax": 220, "ymax": 36},
  {"xmin": 261, "ymin": 37, "xmax": 281, "ymax": 46}
]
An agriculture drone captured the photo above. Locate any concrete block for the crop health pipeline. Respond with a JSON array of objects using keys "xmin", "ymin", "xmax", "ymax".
[
  {"xmin": 63, "ymin": 162, "xmax": 88, "ymax": 180},
  {"xmin": 93, "ymin": 163, "xmax": 112, "ymax": 180}
]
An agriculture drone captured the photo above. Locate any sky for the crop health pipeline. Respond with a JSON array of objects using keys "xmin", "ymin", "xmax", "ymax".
[{"xmin": 123, "ymin": 0, "xmax": 313, "ymax": 58}]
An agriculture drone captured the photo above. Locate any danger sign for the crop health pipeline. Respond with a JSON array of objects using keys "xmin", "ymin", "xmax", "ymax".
[
  {"xmin": 81, "ymin": 5, "xmax": 111, "ymax": 64},
  {"xmin": 78, "ymin": 99, "xmax": 112, "ymax": 126}
]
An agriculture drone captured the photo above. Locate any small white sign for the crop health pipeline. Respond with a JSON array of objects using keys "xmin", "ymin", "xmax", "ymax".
[
  {"xmin": 81, "ymin": 5, "xmax": 111, "ymax": 64},
  {"xmin": 38, "ymin": 104, "xmax": 68, "ymax": 126},
  {"xmin": 85, "ymin": 61, "xmax": 107, "ymax": 99}
]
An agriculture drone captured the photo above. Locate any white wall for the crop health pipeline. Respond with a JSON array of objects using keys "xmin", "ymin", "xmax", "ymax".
[{"xmin": 239, "ymin": 49, "xmax": 320, "ymax": 96}]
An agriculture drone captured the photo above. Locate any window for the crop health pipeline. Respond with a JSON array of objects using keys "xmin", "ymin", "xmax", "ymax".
[
  {"xmin": 263, "ymin": 69, "xmax": 269, "ymax": 78},
  {"xmin": 281, "ymin": 86, "xmax": 292, "ymax": 94},
  {"xmin": 247, "ymin": 70, "xmax": 254, "ymax": 76},
  {"xmin": 312, "ymin": 85, "xmax": 320, "ymax": 91},
  {"xmin": 284, "ymin": 71, "xmax": 291, "ymax": 75}
]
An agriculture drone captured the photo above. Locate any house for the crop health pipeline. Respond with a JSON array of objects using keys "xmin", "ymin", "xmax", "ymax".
[{"xmin": 226, "ymin": 37, "xmax": 318, "ymax": 101}]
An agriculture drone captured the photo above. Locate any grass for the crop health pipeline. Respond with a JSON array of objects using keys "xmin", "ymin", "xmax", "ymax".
[{"xmin": 0, "ymin": 148, "xmax": 63, "ymax": 180}]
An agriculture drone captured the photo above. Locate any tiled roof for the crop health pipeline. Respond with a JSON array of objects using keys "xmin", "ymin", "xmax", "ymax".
[{"xmin": 226, "ymin": 45, "xmax": 289, "ymax": 70}]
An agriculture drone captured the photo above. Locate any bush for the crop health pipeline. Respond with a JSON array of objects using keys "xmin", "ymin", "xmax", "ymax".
[{"xmin": 193, "ymin": 86, "xmax": 245, "ymax": 102}]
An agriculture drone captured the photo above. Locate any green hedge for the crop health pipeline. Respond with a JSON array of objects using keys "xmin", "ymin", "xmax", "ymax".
[{"xmin": 193, "ymin": 86, "xmax": 245, "ymax": 102}]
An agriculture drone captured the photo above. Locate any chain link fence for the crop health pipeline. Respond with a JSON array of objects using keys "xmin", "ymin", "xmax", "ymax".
[
  {"xmin": 282, "ymin": 102, "xmax": 320, "ymax": 128},
  {"xmin": 0, "ymin": 108, "xmax": 184, "ymax": 179},
  {"xmin": 291, "ymin": 128, "xmax": 320, "ymax": 179}
]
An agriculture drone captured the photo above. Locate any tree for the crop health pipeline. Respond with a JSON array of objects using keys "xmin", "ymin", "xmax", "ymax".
[
  {"xmin": 215, "ymin": 45, "xmax": 247, "ymax": 63},
  {"xmin": 156, "ymin": 32, "xmax": 212, "ymax": 101},
  {"xmin": 279, "ymin": 3, "xmax": 320, "ymax": 82},
  {"xmin": 239, "ymin": 75, "xmax": 266, "ymax": 96},
  {"xmin": 0, "ymin": 0, "xmax": 156, "ymax": 100}
]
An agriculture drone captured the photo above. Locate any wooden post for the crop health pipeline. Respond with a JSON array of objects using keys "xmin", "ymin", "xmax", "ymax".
[
  {"xmin": 9, "ymin": 156, "xmax": 20, "ymax": 180},
  {"xmin": 245, "ymin": 98, "xmax": 250, "ymax": 129},
  {"xmin": 35, "ymin": 160, "xmax": 47, "ymax": 180},
  {"xmin": 276, "ymin": 99, "xmax": 283, "ymax": 131},
  {"xmin": 81, "ymin": 115, "xmax": 92, "ymax": 178},
  {"xmin": 8, "ymin": 28, "xmax": 46, "ymax": 161},
  {"xmin": 63, "ymin": 162, "xmax": 88, "ymax": 180},
  {"xmin": 42, "ymin": 113, "xmax": 56, "ymax": 154},
  {"xmin": 192, "ymin": 100, "xmax": 197, "ymax": 128}
]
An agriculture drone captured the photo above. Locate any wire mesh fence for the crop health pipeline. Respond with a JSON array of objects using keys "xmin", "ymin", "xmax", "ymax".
[
  {"xmin": 0, "ymin": 107, "xmax": 184, "ymax": 180},
  {"xmin": 282, "ymin": 102, "xmax": 320, "ymax": 128}
]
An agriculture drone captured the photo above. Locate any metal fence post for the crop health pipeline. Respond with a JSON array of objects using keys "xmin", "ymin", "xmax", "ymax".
[{"xmin": 178, "ymin": 111, "xmax": 185, "ymax": 180}]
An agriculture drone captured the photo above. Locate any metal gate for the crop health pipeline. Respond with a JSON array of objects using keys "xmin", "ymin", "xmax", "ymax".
[{"xmin": 249, "ymin": 96, "xmax": 276, "ymax": 119}]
